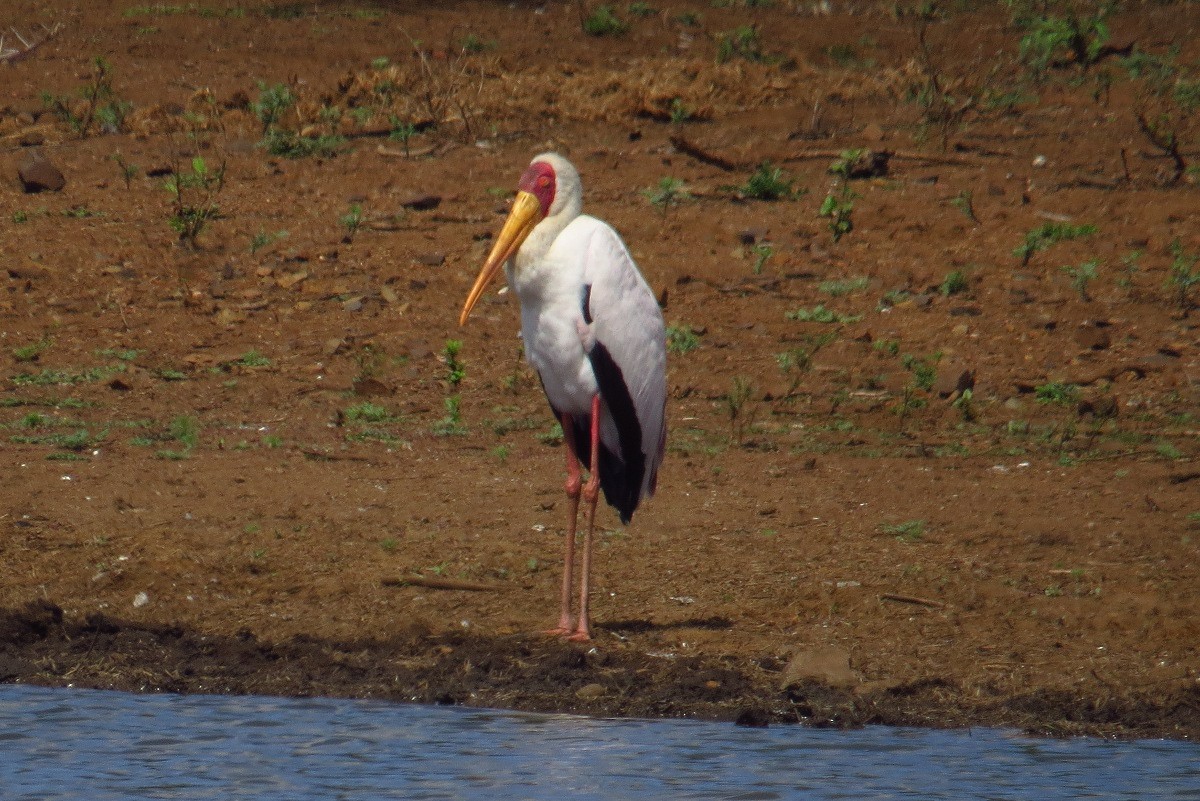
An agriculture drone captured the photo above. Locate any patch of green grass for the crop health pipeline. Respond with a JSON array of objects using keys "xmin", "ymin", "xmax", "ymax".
[
  {"xmin": 11, "ymin": 366, "xmax": 122, "ymax": 387},
  {"xmin": 1013, "ymin": 222, "xmax": 1097, "ymax": 266},
  {"xmin": 1167, "ymin": 237, "xmax": 1199, "ymax": 310},
  {"xmin": 12, "ymin": 338, "xmax": 52, "ymax": 363},
  {"xmin": 1154, "ymin": 440, "xmax": 1182, "ymax": 460},
  {"xmin": 716, "ymin": 25, "xmax": 766, "ymax": 63},
  {"xmin": 1035, "ymin": 381, "xmax": 1079, "ymax": 406},
  {"xmin": 583, "ymin": 5, "xmax": 627, "ymax": 36},
  {"xmin": 786, "ymin": 305, "xmax": 862, "ymax": 324},
  {"xmin": 250, "ymin": 228, "xmax": 288, "ymax": 254},
  {"xmin": 881, "ymin": 519, "xmax": 925, "ymax": 542},
  {"xmin": 169, "ymin": 415, "xmax": 200, "ymax": 449},
  {"xmin": 819, "ymin": 277, "xmax": 869, "ymax": 297},
  {"xmin": 344, "ymin": 402, "xmax": 394, "ymax": 424},
  {"xmin": 733, "ymin": 161, "xmax": 797, "ymax": 200},
  {"xmin": 666, "ymin": 323, "xmax": 700, "ymax": 355},
  {"xmin": 939, "ymin": 269, "xmax": 968, "ymax": 296},
  {"xmin": 233, "ymin": 350, "xmax": 271, "ymax": 369},
  {"xmin": 537, "ymin": 422, "xmax": 564, "ymax": 446},
  {"xmin": 261, "ymin": 129, "xmax": 346, "ymax": 159}
]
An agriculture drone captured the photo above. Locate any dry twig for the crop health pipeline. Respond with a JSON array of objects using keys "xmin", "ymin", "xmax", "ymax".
[
  {"xmin": 0, "ymin": 23, "xmax": 63, "ymax": 63},
  {"xmin": 382, "ymin": 575, "xmax": 508, "ymax": 592},
  {"xmin": 880, "ymin": 593, "xmax": 945, "ymax": 609}
]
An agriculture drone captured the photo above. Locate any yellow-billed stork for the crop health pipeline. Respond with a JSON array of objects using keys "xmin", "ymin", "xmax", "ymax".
[{"xmin": 459, "ymin": 153, "xmax": 667, "ymax": 641}]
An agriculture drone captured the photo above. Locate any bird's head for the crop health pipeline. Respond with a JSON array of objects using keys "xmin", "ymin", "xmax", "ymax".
[{"xmin": 459, "ymin": 153, "xmax": 581, "ymax": 325}]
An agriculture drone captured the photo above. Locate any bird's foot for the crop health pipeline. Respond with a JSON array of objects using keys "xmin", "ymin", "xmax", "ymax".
[
  {"xmin": 542, "ymin": 615, "xmax": 575, "ymax": 637},
  {"xmin": 566, "ymin": 628, "xmax": 591, "ymax": 643}
]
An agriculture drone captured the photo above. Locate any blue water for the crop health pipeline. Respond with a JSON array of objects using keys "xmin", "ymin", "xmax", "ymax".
[{"xmin": 1, "ymin": 683, "xmax": 1196, "ymax": 800}]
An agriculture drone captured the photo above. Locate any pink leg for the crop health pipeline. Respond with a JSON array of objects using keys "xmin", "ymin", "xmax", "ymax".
[
  {"xmin": 569, "ymin": 395, "xmax": 603, "ymax": 642},
  {"xmin": 544, "ymin": 412, "xmax": 581, "ymax": 636}
]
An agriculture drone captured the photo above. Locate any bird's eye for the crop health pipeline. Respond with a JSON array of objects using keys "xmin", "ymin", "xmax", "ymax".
[{"xmin": 537, "ymin": 176, "xmax": 551, "ymax": 188}]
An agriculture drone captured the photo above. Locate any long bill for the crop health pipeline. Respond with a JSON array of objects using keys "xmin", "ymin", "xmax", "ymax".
[{"xmin": 459, "ymin": 190, "xmax": 543, "ymax": 326}]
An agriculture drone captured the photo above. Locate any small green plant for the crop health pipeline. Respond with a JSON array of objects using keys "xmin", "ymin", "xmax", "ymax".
[
  {"xmin": 881, "ymin": 519, "xmax": 925, "ymax": 542},
  {"xmin": 263, "ymin": 434, "xmax": 284, "ymax": 448},
  {"xmin": 1117, "ymin": 249, "xmax": 1141, "ymax": 290},
  {"xmin": 952, "ymin": 388, "xmax": 977, "ymax": 422},
  {"xmin": 443, "ymin": 339, "xmax": 466, "ymax": 386},
  {"xmin": 736, "ymin": 161, "xmax": 796, "ymax": 201},
  {"xmin": 251, "ymin": 81, "xmax": 295, "ymax": 133},
  {"xmin": 939, "ymin": 269, "xmax": 968, "ymax": 296},
  {"xmin": 1015, "ymin": 4, "xmax": 1115, "ymax": 81},
  {"xmin": 628, "ymin": 1, "xmax": 655, "ymax": 15},
  {"xmin": 1166, "ymin": 238, "xmax": 1199, "ymax": 311},
  {"xmin": 949, "ymin": 190, "xmax": 978, "ymax": 223},
  {"xmin": 724, "ymin": 376, "xmax": 755, "ymax": 444},
  {"xmin": 491, "ymin": 444, "xmax": 511, "ymax": 463},
  {"xmin": 717, "ymin": 25, "xmax": 765, "ymax": 64},
  {"xmin": 901, "ymin": 352, "xmax": 939, "ymax": 391},
  {"xmin": 819, "ymin": 150, "xmax": 861, "ymax": 243},
  {"xmin": 341, "ymin": 203, "xmax": 364, "ymax": 239},
  {"xmin": 164, "ymin": 156, "xmax": 225, "ymax": 248},
  {"xmin": 345, "ymin": 402, "xmax": 393, "ymax": 424},
  {"xmin": 234, "ymin": 350, "xmax": 271, "ymax": 369},
  {"xmin": 1013, "ymin": 222, "xmax": 1098, "ymax": 266},
  {"xmin": 751, "ymin": 243, "xmax": 773, "ymax": 275},
  {"xmin": 154, "ymin": 414, "xmax": 198, "ymax": 458},
  {"xmin": 433, "ymin": 395, "xmax": 467, "ymax": 436},
  {"xmin": 388, "ymin": 116, "xmax": 419, "ymax": 156},
  {"xmin": 250, "ymin": 228, "xmax": 288, "ymax": 254},
  {"xmin": 641, "ymin": 177, "xmax": 691, "ymax": 215},
  {"xmin": 1062, "ymin": 259, "xmax": 1099, "ymax": 301},
  {"xmin": 669, "ymin": 98, "xmax": 693, "ymax": 123},
  {"xmin": 583, "ymin": 5, "xmax": 627, "ymax": 36},
  {"xmin": 111, "ymin": 151, "xmax": 139, "ymax": 188},
  {"xmin": 775, "ymin": 331, "xmax": 837, "ymax": 394},
  {"xmin": 41, "ymin": 56, "xmax": 131, "ymax": 137},
  {"xmin": 12, "ymin": 210, "xmax": 29, "ymax": 223},
  {"xmin": 1035, "ymin": 381, "xmax": 1079, "ymax": 406},
  {"xmin": 666, "ymin": 324, "xmax": 700, "ymax": 355}
]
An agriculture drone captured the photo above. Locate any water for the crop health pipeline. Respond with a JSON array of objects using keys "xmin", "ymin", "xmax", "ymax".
[{"xmin": 1, "ymin": 684, "xmax": 1196, "ymax": 800}]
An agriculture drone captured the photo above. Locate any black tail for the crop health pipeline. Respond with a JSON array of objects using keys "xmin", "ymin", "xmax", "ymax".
[{"xmin": 568, "ymin": 418, "xmax": 642, "ymax": 525}]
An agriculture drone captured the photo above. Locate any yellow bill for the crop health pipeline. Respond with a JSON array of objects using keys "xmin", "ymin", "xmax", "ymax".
[{"xmin": 459, "ymin": 190, "xmax": 543, "ymax": 326}]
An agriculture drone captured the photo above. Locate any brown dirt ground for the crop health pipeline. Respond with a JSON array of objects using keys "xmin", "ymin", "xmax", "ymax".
[{"xmin": 2, "ymin": 1, "xmax": 1199, "ymax": 739}]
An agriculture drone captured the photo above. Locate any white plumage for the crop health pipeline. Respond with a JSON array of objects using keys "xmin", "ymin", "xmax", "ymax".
[{"xmin": 460, "ymin": 152, "xmax": 666, "ymax": 640}]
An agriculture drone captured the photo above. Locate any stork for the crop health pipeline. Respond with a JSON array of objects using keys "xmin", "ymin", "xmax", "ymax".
[{"xmin": 459, "ymin": 153, "xmax": 667, "ymax": 641}]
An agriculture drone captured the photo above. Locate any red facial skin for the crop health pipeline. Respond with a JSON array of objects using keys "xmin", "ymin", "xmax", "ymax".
[{"xmin": 517, "ymin": 161, "xmax": 556, "ymax": 218}]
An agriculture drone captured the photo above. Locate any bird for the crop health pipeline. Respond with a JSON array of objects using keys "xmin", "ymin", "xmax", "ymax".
[{"xmin": 459, "ymin": 153, "xmax": 667, "ymax": 641}]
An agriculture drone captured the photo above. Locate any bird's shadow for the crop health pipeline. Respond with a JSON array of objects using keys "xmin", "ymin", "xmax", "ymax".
[{"xmin": 598, "ymin": 616, "xmax": 732, "ymax": 634}]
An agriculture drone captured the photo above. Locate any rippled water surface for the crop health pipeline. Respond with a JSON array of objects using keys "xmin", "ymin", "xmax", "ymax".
[{"xmin": 1, "ymin": 683, "xmax": 1196, "ymax": 800}]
